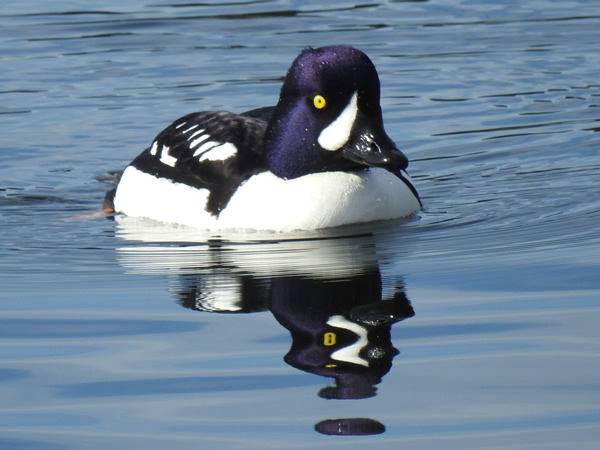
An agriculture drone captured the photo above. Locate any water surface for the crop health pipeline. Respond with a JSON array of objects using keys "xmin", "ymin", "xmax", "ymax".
[{"xmin": 1, "ymin": 0, "xmax": 600, "ymax": 448}]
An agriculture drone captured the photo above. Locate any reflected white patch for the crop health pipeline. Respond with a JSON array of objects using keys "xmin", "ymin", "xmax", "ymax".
[
  {"xmin": 199, "ymin": 142, "xmax": 237, "ymax": 162},
  {"xmin": 318, "ymin": 91, "xmax": 358, "ymax": 151},
  {"xmin": 159, "ymin": 145, "xmax": 177, "ymax": 167},
  {"xmin": 326, "ymin": 315, "xmax": 369, "ymax": 367},
  {"xmin": 195, "ymin": 279, "xmax": 242, "ymax": 312}
]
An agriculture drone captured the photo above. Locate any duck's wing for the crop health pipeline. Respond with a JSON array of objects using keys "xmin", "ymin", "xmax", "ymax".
[
  {"xmin": 126, "ymin": 111, "xmax": 268, "ymax": 215},
  {"xmin": 241, "ymin": 106, "xmax": 275, "ymax": 122}
]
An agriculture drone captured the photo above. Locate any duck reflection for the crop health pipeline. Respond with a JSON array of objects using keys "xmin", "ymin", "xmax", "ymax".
[
  {"xmin": 178, "ymin": 269, "xmax": 413, "ymax": 401},
  {"xmin": 272, "ymin": 274, "xmax": 413, "ymax": 401},
  {"xmin": 115, "ymin": 217, "xmax": 415, "ymax": 435}
]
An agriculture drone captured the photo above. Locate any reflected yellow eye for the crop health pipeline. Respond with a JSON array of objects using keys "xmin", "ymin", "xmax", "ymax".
[{"xmin": 313, "ymin": 94, "xmax": 327, "ymax": 109}]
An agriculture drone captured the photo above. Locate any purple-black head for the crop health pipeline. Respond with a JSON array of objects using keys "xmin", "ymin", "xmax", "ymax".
[{"xmin": 264, "ymin": 45, "xmax": 409, "ymax": 179}]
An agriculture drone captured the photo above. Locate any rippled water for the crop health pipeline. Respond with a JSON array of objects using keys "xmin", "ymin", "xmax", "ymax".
[{"xmin": 1, "ymin": 0, "xmax": 600, "ymax": 448}]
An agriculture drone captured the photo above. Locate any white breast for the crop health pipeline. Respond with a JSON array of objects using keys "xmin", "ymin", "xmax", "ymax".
[{"xmin": 113, "ymin": 167, "xmax": 420, "ymax": 232}]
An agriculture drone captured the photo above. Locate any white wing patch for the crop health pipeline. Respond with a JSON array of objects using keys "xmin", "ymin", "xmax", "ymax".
[
  {"xmin": 158, "ymin": 144, "xmax": 177, "ymax": 167},
  {"xmin": 151, "ymin": 120, "xmax": 238, "ymax": 169},
  {"xmin": 182, "ymin": 124, "xmax": 199, "ymax": 134},
  {"xmin": 318, "ymin": 91, "xmax": 359, "ymax": 151},
  {"xmin": 192, "ymin": 140, "xmax": 216, "ymax": 157},
  {"xmin": 179, "ymin": 128, "xmax": 238, "ymax": 162},
  {"xmin": 199, "ymin": 142, "xmax": 237, "ymax": 162},
  {"xmin": 189, "ymin": 131, "xmax": 210, "ymax": 150}
]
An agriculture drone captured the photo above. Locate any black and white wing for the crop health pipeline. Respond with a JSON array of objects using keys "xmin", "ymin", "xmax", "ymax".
[{"xmin": 127, "ymin": 111, "xmax": 268, "ymax": 215}]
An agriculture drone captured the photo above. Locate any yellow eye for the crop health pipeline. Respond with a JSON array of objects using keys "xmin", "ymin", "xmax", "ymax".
[{"xmin": 313, "ymin": 94, "xmax": 326, "ymax": 109}]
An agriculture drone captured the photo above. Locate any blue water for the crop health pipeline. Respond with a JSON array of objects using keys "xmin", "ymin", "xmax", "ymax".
[{"xmin": 1, "ymin": 0, "xmax": 600, "ymax": 448}]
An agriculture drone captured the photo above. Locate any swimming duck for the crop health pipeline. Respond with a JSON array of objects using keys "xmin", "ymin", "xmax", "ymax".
[{"xmin": 107, "ymin": 45, "xmax": 420, "ymax": 231}]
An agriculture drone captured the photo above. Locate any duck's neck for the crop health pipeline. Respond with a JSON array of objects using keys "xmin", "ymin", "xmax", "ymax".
[{"xmin": 263, "ymin": 102, "xmax": 358, "ymax": 180}]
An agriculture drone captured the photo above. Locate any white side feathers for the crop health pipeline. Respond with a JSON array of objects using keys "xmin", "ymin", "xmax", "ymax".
[
  {"xmin": 114, "ymin": 167, "xmax": 420, "ymax": 231},
  {"xmin": 318, "ymin": 91, "xmax": 358, "ymax": 151}
]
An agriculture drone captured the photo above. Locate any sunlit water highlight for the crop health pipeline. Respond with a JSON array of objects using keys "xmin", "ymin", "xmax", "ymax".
[{"xmin": 1, "ymin": 1, "xmax": 599, "ymax": 448}]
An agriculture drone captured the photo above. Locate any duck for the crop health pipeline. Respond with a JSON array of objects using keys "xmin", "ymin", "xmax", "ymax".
[{"xmin": 106, "ymin": 45, "xmax": 420, "ymax": 232}]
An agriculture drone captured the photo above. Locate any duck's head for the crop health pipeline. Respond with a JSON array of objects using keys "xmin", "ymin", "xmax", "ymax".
[{"xmin": 264, "ymin": 45, "xmax": 408, "ymax": 179}]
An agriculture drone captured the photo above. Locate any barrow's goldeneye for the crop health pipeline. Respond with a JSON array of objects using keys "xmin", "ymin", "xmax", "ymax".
[{"xmin": 106, "ymin": 45, "xmax": 420, "ymax": 231}]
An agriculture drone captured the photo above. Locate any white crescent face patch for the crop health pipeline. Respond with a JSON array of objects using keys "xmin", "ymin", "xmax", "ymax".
[{"xmin": 318, "ymin": 91, "xmax": 359, "ymax": 151}]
